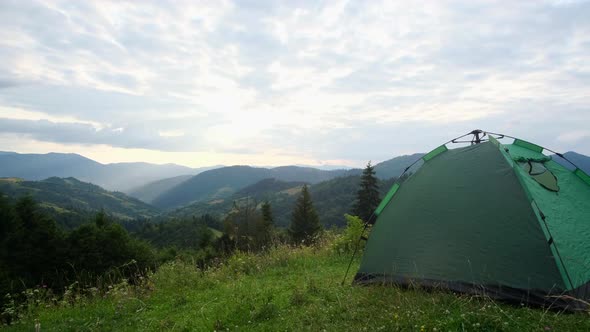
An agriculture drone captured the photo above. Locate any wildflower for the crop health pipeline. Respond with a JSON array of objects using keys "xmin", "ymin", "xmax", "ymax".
[{"xmin": 393, "ymin": 314, "xmax": 399, "ymax": 320}]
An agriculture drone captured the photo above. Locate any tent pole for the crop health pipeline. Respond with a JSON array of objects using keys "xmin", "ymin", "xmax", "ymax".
[
  {"xmin": 341, "ymin": 222, "xmax": 369, "ymax": 285},
  {"xmin": 484, "ymin": 130, "xmax": 586, "ymax": 171}
]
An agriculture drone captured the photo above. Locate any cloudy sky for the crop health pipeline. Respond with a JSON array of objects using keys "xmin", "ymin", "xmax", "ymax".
[{"xmin": 0, "ymin": 0, "xmax": 589, "ymax": 168}]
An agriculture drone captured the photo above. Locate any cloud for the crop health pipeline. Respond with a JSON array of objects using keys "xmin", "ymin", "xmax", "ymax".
[
  {"xmin": 0, "ymin": 0, "xmax": 589, "ymax": 166},
  {"xmin": 0, "ymin": 117, "xmax": 199, "ymax": 151},
  {"xmin": 557, "ymin": 130, "xmax": 590, "ymax": 143},
  {"xmin": 0, "ymin": 78, "xmax": 25, "ymax": 89}
]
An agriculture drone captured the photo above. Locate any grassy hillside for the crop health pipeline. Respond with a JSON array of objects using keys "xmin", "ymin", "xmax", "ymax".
[
  {"xmin": 0, "ymin": 177, "xmax": 160, "ymax": 228},
  {"xmin": 5, "ymin": 238, "xmax": 589, "ymax": 331}
]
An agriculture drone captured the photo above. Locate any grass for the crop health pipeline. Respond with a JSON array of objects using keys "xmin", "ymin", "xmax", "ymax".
[{"xmin": 4, "ymin": 239, "xmax": 590, "ymax": 331}]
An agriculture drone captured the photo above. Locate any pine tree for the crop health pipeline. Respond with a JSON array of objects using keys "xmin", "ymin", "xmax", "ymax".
[
  {"xmin": 261, "ymin": 201, "xmax": 273, "ymax": 227},
  {"xmin": 256, "ymin": 201, "xmax": 274, "ymax": 248},
  {"xmin": 288, "ymin": 185, "xmax": 321, "ymax": 244},
  {"xmin": 223, "ymin": 199, "xmax": 265, "ymax": 251},
  {"xmin": 354, "ymin": 161, "xmax": 381, "ymax": 222},
  {"xmin": 94, "ymin": 210, "xmax": 108, "ymax": 228}
]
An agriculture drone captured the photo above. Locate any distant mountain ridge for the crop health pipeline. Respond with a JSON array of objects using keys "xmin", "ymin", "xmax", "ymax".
[
  {"xmin": 3, "ymin": 149, "xmax": 587, "ymax": 216},
  {"xmin": 151, "ymin": 165, "xmax": 351, "ymax": 209},
  {"xmin": 554, "ymin": 151, "xmax": 590, "ymax": 174},
  {"xmin": 165, "ymin": 175, "xmax": 397, "ymax": 228},
  {"xmin": 0, "ymin": 151, "xmax": 216, "ymax": 192},
  {"xmin": 128, "ymin": 174, "xmax": 194, "ymax": 203},
  {"xmin": 150, "ymin": 153, "xmax": 424, "ymax": 209},
  {"xmin": 234, "ymin": 178, "xmax": 307, "ymax": 197},
  {"xmin": 0, "ymin": 177, "xmax": 160, "ymax": 228},
  {"xmin": 151, "ymin": 154, "xmax": 428, "ymax": 210},
  {"xmin": 374, "ymin": 153, "xmax": 425, "ymax": 179}
]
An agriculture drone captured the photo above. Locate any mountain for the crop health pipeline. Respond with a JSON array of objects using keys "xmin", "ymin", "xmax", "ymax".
[
  {"xmin": 374, "ymin": 153, "xmax": 425, "ymax": 179},
  {"xmin": 152, "ymin": 166, "xmax": 270, "ymax": 209},
  {"xmin": 152, "ymin": 166, "xmax": 350, "ymax": 209},
  {"xmin": 293, "ymin": 164, "xmax": 353, "ymax": 170},
  {"xmin": 0, "ymin": 151, "xmax": 213, "ymax": 192},
  {"xmin": 234, "ymin": 178, "xmax": 307, "ymax": 197},
  {"xmin": 165, "ymin": 175, "xmax": 397, "ymax": 228},
  {"xmin": 553, "ymin": 151, "xmax": 590, "ymax": 173},
  {"xmin": 128, "ymin": 174, "xmax": 194, "ymax": 203},
  {"xmin": 0, "ymin": 177, "xmax": 160, "ymax": 228},
  {"xmin": 93, "ymin": 162, "xmax": 198, "ymax": 192}
]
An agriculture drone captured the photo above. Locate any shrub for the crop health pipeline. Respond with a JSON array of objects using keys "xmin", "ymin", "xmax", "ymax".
[{"xmin": 332, "ymin": 214, "xmax": 369, "ymax": 254}]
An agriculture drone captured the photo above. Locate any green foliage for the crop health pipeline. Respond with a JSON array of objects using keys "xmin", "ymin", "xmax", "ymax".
[
  {"xmin": 66, "ymin": 221, "xmax": 155, "ymax": 276},
  {"xmin": 0, "ymin": 195, "xmax": 155, "ymax": 322},
  {"xmin": 133, "ymin": 214, "xmax": 219, "ymax": 250},
  {"xmin": 94, "ymin": 209, "xmax": 108, "ymax": 228},
  {"xmin": 332, "ymin": 214, "xmax": 369, "ymax": 254},
  {"xmin": 288, "ymin": 185, "xmax": 322, "ymax": 244},
  {"xmin": 223, "ymin": 199, "xmax": 274, "ymax": 251},
  {"xmin": 354, "ymin": 161, "xmax": 381, "ymax": 222},
  {"xmin": 1, "ymin": 196, "xmax": 65, "ymax": 299},
  {"xmin": 259, "ymin": 201, "xmax": 274, "ymax": 248}
]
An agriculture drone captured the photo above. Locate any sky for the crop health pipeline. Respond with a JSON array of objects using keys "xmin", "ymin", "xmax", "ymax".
[{"xmin": 0, "ymin": 0, "xmax": 589, "ymax": 168}]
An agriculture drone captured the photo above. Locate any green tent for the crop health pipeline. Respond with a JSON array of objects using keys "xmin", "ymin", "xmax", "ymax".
[{"xmin": 354, "ymin": 131, "xmax": 590, "ymax": 310}]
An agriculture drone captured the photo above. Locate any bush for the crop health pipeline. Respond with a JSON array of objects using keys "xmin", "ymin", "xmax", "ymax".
[
  {"xmin": 225, "ymin": 251, "xmax": 260, "ymax": 276},
  {"xmin": 332, "ymin": 214, "xmax": 369, "ymax": 254}
]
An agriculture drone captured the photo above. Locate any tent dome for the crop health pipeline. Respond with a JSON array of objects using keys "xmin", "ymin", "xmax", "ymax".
[{"xmin": 354, "ymin": 133, "xmax": 590, "ymax": 311}]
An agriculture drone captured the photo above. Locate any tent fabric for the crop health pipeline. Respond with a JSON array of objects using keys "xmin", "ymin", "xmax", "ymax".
[
  {"xmin": 503, "ymin": 145, "xmax": 590, "ymax": 289},
  {"xmin": 354, "ymin": 138, "xmax": 590, "ymax": 310}
]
